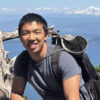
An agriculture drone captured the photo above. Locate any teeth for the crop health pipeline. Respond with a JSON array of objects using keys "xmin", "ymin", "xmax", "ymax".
[{"xmin": 29, "ymin": 43, "xmax": 37, "ymax": 48}]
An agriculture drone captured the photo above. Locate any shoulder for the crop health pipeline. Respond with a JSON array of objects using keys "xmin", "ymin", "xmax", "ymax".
[
  {"xmin": 47, "ymin": 43, "xmax": 54, "ymax": 50},
  {"xmin": 18, "ymin": 50, "xmax": 28, "ymax": 58},
  {"xmin": 14, "ymin": 50, "xmax": 30, "ymax": 68},
  {"xmin": 59, "ymin": 51, "xmax": 81, "ymax": 79},
  {"xmin": 59, "ymin": 50, "xmax": 76, "ymax": 64},
  {"xmin": 51, "ymin": 45, "xmax": 79, "ymax": 67},
  {"xmin": 46, "ymin": 43, "xmax": 54, "ymax": 56},
  {"xmin": 16, "ymin": 50, "xmax": 29, "ymax": 62},
  {"xmin": 14, "ymin": 50, "xmax": 29, "ymax": 77},
  {"xmin": 59, "ymin": 50, "xmax": 79, "ymax": 68}
]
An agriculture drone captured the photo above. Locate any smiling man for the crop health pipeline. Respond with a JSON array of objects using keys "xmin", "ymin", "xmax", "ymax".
[
  {"xmin": 20, "ymin": 21, "xmax": 48, "ymax": 62},
  {"xmin": 11, "ymin": 13, "xmax": 89, "ymax": 100}
]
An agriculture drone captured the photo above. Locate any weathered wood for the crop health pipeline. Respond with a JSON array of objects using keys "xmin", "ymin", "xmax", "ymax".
[
  {"xmin": 2, "ymin": 29, "xmax": 18, "ymax": 41},
  {"xmin": 2, "ymin": 25, "xmax": 56, "ymax": 41},
  {"xmin": 0, "ymin": 31, "xmax": 16, "ymax": 99},
  {"xmin": 0, "ymin": 29, "xmax": 21, "ymax": 99}
]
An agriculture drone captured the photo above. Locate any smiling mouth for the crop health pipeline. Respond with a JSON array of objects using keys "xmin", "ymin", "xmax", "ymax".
[{"xmin": 28, "ymin": 43, "xmax": 38, "ymax": 49}]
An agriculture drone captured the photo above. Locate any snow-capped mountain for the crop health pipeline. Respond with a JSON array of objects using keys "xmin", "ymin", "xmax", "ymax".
[
  {"xmin": 34, "ymin": 6, "xmax": 100, "ymax": 16},
  {"xmin": 74, "ymin": 6, "xmax": 100, "ymax": 15},
  {"xmin": 1, "ymin": 6, "xmax": 100, "ymax": 16}
]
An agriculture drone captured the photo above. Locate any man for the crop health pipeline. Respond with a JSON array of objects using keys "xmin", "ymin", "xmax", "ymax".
[{"xmin": 11, "ymin": 13, "xmax": 88, "ymax": 100}]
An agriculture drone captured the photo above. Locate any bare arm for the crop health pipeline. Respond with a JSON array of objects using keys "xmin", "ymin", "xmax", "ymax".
[
  {"xmin": 11, "ymin": 76, "xmax": 27, "ymax": 100},
  {"xmin": 63, "ymin": 75, "xmax": 80, "ymax": 100}
]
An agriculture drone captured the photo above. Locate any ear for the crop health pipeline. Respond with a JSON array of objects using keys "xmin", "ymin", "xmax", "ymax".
[{"xmin": 45, "ymin": 33, "xmax": 48, "ymax": 41}]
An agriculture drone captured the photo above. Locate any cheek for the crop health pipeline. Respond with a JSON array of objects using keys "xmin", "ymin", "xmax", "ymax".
[
  {"xmin": 37, "ymin": 35, "xmax": 46, "ymax": 42},
  {"xmin": 20, "ymin": 36, "xmax": 27, "ymax": 42},
  {"xmin": 20, "ymin": 38, "xmax": 28, "ymax": 46}
]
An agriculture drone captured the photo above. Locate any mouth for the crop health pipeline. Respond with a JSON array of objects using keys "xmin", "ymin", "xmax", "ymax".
[{"xmin": 28, "ymin": 43, "xmax": 38, "ymax": 49}]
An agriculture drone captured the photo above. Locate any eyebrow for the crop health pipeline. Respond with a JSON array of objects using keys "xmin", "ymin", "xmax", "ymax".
[
  {"xmin": 22, "ymin": 29, "xmax": 41, "ymax": 32},
  {"xmin": 33, "ymin": 29, "xmax": 41, "ymax": 32}
]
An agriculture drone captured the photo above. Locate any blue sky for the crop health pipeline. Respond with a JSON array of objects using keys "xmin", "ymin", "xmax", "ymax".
[
  {"xmin": 0, "ymin": 0, "xmax": 100, "ymax": 15},
  {"xmin": 0, "ymin": 0, "xmax": 100, "ymax": 9}
]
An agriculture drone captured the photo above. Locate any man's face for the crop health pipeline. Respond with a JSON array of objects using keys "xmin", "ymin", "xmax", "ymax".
[{"xmin": 20, "ymin": 21, "xmax": 48, "ymax": 56}]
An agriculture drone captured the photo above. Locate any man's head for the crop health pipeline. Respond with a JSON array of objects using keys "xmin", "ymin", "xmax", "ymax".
[
  {"xmin": 18, "ymin": 13, "xmax": 48, "ymax": 60},
  {"xmin": 18, "ymin": 13, "xmax": 48, "ymax": 37}
]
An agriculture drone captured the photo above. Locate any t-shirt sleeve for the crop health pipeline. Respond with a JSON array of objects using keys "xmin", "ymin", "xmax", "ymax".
[
  {"xmin": 59, "ymin": 51, "xmax": 81, "ymax": 80},
  {"xmin": 14, "ymin": 51, "xmax": 28, "ymax": 78}
]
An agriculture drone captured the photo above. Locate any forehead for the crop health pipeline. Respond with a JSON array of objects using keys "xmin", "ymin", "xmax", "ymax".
[{"xmin": 22, "ymin": 21, "xmax": 43, "ymax": 30}]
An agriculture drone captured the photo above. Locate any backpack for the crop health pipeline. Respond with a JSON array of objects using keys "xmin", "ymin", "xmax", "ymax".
[{"xmin": 51, "ymin": 34, "xmax": 100, "ymax": 100}]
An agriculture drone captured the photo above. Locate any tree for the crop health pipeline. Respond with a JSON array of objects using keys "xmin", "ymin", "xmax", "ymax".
[
  {"xmin": 0, "ymin": 29, "xmax": 18, "ymax": 100},
  {"xmin": 24, "ymin": 96, "xmax": 28, "ymax": 100},
  {"xmin": 0, "ymin": 26, "xmax": 55, "ymax": 100},
  {"xmin": 94, "ymin": 64, "xmax": 100, "ymax": 76}
]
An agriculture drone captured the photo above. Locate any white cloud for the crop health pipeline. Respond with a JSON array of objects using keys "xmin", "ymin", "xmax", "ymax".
[
  {"xmin": 62, "ymin": 7, "xmax": 72, "ymax": 14},
  {"xmin": 62, "ymin": 7, "xmax": 69, "ymax": 10},
  {"xmin": 1, "ymin": 8, "xmax": 8, "ymax": 12},
  {"xmin": 0, "ymin": 7, "xmax": 16, "ymax": 14},
  {"xmin": 34, "ymin": 7, "xmax": 71, "ymax": 14},
  {"xmin": 11, "ymin": 9, "xmax": 15, "ymax": 12},
  {"xmin": 42, "ymin": 7, "xmax": 52, "ymax": 10},
  {"xmin": 34, "ymin": 7, "xmax": 61, "ymax": 13},
  {"xmin": 35, "ymin": 7, "xmax": 42, "ymax": 11},
  {"xmin": 26, "ymin": 8, "xmax": 32, "ymax": 12}
]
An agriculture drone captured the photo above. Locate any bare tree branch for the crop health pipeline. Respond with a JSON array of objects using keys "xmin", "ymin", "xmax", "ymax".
[
  {"xmin": 2, "ymin": 29, "xmax": 19, "ymax": 41},
  {"xmin": 1, "ymin": 25, "xmax": 56, "ymax": 41}
]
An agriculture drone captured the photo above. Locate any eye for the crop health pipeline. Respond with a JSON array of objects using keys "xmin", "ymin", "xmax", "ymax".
[
  {"xmin": 21, "ymin": 30, "xmax": 30, "ymax": 36},
  {"xmin": 35, "ymin": 31, "xmax": 41, "ymax": 35}
]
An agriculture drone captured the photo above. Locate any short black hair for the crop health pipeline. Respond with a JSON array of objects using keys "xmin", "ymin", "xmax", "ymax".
[{"xmin": 18, "ymin": 13, "xmax": 48, "ymax": 36}]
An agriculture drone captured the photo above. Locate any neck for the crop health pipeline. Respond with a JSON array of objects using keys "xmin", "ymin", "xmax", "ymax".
[{"xmin": 29, "ymin": 43, "xmax": 47, "ymax": 62}]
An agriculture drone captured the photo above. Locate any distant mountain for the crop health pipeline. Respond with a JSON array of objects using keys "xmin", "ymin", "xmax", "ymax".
[
  {"xmin": 1, "ymin": 6, "xmax": 100, "ymax": 16},
  {"xmin": 34, "ymin": 6, "xmax": 100, "ymax": 16},
  {"xmin": 74, "ymin": 6, "xmax": 100, "ymax": 16},
  {"xmin": 26, "ymin": 6, "xmax": 100, "ymax": 16}
]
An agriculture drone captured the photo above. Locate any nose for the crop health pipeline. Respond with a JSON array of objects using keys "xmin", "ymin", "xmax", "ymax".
[{"xmin": 28, "ymin": 32, "xmax": 36, "ymax": 41}]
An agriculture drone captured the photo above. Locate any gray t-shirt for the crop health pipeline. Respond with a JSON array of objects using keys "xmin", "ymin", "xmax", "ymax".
[{"xmin": 14, "ymin": 44, "xmax": 89, "ymax": 100}]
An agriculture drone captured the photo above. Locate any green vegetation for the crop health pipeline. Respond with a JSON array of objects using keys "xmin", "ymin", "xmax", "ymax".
[
  {"xmin": 24, "ymin": 96, "xmax": 28, "ymax": 100},
  {"xmin": 94, "ymin": 64, "xmax": 100, "ymax": 76}
]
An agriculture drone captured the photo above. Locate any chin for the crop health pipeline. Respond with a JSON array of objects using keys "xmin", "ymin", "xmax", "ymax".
[{"xmin": 28, "ymin": 48, "xmax": 39, "ymax": 54}]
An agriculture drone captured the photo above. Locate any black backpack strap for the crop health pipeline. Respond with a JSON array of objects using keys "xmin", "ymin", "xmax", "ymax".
[
  {"xmin": 51, "ymin": 45, "xmax": 64, "ymax": 83},
  {"xmin": 82, "ymin": 53, "xmax": 99, "ymax": 80},
  {"xmin": 72, "ymin": 52, "xmax": 99, "ymax": 82}
]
